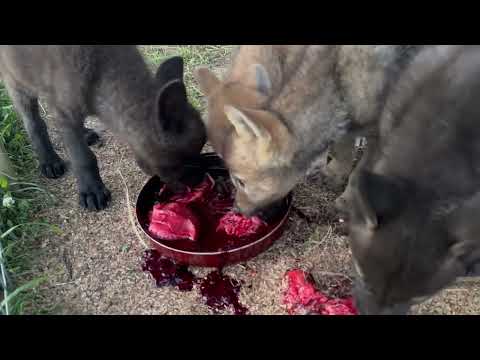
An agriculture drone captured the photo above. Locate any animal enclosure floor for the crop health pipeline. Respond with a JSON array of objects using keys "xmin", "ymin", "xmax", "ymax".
[{"xmin": 28, "ymin": 46, "xmax": 480, "ymax": 315}]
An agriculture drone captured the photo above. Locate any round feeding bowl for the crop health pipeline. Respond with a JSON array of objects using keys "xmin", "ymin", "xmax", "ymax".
[{"xmin": 135, "ymin": 153, "xmax": 292, "ymax": 268}]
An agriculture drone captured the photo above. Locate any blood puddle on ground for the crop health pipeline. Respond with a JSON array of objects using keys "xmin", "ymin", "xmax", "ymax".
[{"xmin": 142, "ymin": 249, "xmax": 247, "ymax": 315}]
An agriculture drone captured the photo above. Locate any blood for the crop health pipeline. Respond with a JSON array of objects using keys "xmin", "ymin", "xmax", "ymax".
[
  {"xmin": 198, "ymin": 271, "xmax": 248, "ymax": 315},
  {"xmin": 141, "ymin": 249, "xmax": 248, "ymax": 314},
  {"xmin": 141, "ymin": 250, "xmax": 196, "ymax": 291},
  {"xmin": 140, "ymin": 172, "xmax": 286, "ymax": 315}
]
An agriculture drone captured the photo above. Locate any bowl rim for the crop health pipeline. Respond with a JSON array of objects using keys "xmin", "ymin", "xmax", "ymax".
[{"xmin": 135, "ymin": 176, "xmax": 293, "ymax": 257}]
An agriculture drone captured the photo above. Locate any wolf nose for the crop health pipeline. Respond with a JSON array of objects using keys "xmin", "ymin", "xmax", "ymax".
[
  {"xmin": 233, "ymin": 202, "xmax": 253, "ymax": 216},
  {"xmin": 235, "ymin": 205, "xmax": 260, "ymax": 218}
]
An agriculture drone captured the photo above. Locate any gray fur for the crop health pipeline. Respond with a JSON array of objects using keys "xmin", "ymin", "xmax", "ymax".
[
  {"xmin": 343, "ymin": 45, "xmax": 480, "ymax": 314},
  {"xmin": 0, "ymin": 46, "xmax": 206, "ymax": 211},
  {"xmin": 197, "ymin": 45, "xmax": 437, "ymax": 215},
  {"xmin": 285, "ymin": 45, "xmax": 426, "ymax": 179}
]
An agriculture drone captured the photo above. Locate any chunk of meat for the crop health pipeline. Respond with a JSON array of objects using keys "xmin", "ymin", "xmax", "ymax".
[
  {"xmin": 170, "ymin": 174, "xmax": 215, "ymax": 204},
  {"xmin": 147, "ymin": 173, "xmax": 269, "ymax": 244},
  {"xmin": 147, "ymin": 175, "xmax": 215, "ymax": 242},
  {"xmin": 283, "ymin": 269, "xmax": 329, "ymax": 314},
  {"xmin": 283, "ymin": 269, "xmax": 357, "ymax": 315},
  {"xmin": 216, "ymin": 212, "xmax": 267, "ymax": 237},
  {"xmin": 321, "ymin": 298, "xmax": 357, "ymax": 315},
  {"xmin": 148, "ymin": 202, "xmax": 200, "ymax": 242}
]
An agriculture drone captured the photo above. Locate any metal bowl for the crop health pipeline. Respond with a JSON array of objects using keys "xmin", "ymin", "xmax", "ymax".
[{"xmin": 135, "ymin": 153, "xmax": 292, "ymax": 268}]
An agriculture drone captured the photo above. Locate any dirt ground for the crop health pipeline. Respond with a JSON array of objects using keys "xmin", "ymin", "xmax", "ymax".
[{"xmin": 29, "ymin": 46, "xmax": 480, "ymax": 315}]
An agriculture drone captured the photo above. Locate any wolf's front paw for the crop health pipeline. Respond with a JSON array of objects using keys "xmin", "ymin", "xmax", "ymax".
[
  {"xmin": 40, "ymin": 156, "xmax": 67, "ymax": 179},
  {"xmin": 84, "ymin": 128, "xmax": 102, "ymax": 147},
  {"xmin": 78, "ymin": 180, "xmax": 111, "ymax": 211}
]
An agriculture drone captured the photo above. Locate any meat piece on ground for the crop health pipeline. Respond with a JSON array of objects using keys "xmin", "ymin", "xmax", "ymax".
[{"xmin": 283, "ymin": 269, "xmax": 357, "ymax": 315}]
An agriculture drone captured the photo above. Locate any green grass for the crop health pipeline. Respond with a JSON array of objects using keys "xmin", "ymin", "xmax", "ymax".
[
  {"xmin": 140, "ymin": 45, "xmax": 234, "ymax": 111},
  {"xmin": 0, "ymin": 85, "xmax": 58, "ymax": 315}
]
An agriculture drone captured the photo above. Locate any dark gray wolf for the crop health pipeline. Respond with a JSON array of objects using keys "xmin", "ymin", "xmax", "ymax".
[
  {"xmin": 0, "ymin": 46, "xmax": 206, "ymax": 211},
  {"xmin": 344, "ymin": 45, "xmax": 480, "ymax": 314}
]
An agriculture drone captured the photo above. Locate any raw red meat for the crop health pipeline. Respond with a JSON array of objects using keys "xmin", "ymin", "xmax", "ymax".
[
  {"xmin": 283, "ymin": 269, "xmax": 329, "ymax": 314},
  {"xmin": 283, "ymin": 269, "xmax": 357, "ymax": 315},
  {"xmin": 321, "ymin": 298, "xmax": 357, "ymax": 315},
  {"xmin": 147, "ymin": 175, "xmax": 214, "ymax": 242},
  {"xmin": 147, "ymin": 173, "xmax": 269, "ymax": 246},
  {"xmin": 170, "ymin": 174, "xmax": 215, "ymax": 204},
  {"xmin": 148, "ymin": 202, "xmax": 200, "ymax": 242},
  {"xmin": 216, "ymin": 212, "xmax": 267, "ymax": 237}
]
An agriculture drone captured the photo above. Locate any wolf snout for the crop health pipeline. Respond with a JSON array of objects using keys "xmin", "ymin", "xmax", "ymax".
[
  {"xmin": 234, "ymin": 198, "xmax": 285, "ymax": 221},
  {"xmin": 233, "ymin": 200, "xmax": 259, "ymax": 217}
]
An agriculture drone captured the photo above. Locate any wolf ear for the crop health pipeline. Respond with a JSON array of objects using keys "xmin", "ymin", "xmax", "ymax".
[
  {"xmin": 223, "ymin": 105, "xmax": 270, "ymax": 141},
  {"xmin": 194, "ymin": 67, "xmax": 221, "ymax": 96},
  {"xmin": 350, "ymin": 170, "xmax": 408, "ymax": 231},
  {"xmin": 156, "ymin": 79, "xmax": 188, "ymax": 131},
  {"xmin": 156, "ymin": 56, "xmax": 184, "ymax": 85}
]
